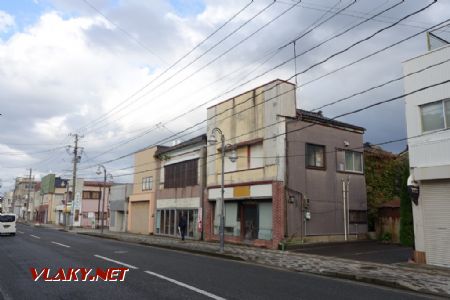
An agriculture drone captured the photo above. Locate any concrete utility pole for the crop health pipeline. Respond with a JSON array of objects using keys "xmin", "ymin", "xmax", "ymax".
[
  {"xmin": 26, "ymin": 168, "xmax": 32, "ymax": 221},
  {"xmin": 69, "ymin": 133, "xmax": 83, "ymax": 227}
]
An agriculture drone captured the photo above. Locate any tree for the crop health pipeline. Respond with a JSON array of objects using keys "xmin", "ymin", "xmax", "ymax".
[{"xmin": 399, "ymin": 162, "xmax": 414, "ymax": 247}]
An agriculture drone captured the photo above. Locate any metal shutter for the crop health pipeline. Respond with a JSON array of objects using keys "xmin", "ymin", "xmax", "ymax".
[
  {"xmin": 421, "ymin": 180, "xmax": 450, "ymax": 268},
  {"xmin": 129, "ymin": 201, "xmax": 149, "ymax": 235}
]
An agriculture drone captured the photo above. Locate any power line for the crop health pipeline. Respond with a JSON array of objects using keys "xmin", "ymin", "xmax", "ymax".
[
  {"xmin": 22, "ymin": 1, "xmax": 256, "ymax": 172},
  {"xmin": 77, "ymin": 0, "xmax": 256, "ymax": 134},
  {"xmin": 80, "ymin": 74, "xmax": 450, "ymax": 179},
  {"xmin": 299, "ymin": 18, "xmax": 450, "ymax": 88},
  {"xmin": 81, "ymin": 0, "xmax": 167, "ymax": 64},
  {"xmin": 0, "ymin": 146, "xmax": 67, "ymax": 156},
  {"xmin": 311, "ymin": 56, "xmax": 450, "ymax": 111},
  {"xmin": 78, "ymin": 2, "xmax": 438, "ymax": 168},
  {"xmin": 78, "ymin": 0, "xmax": 362, "ymax": 163},
  {"xmin": 29, "ymin": 3, "xmax": 446, "ymax": 176},
  {"xmin": 81, "ymin": 0, "xmax": 300, "ymax": 136}
]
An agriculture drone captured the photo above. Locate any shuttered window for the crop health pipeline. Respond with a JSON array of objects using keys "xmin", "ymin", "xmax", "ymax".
[{"xmin": 164, "ymin": 159, "xmax": 198, "ymax": 188}]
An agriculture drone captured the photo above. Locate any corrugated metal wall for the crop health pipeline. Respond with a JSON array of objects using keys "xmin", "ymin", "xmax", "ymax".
[{"xmin": 421, "ymin": 180, "xmax": 450, "ymax": 268}]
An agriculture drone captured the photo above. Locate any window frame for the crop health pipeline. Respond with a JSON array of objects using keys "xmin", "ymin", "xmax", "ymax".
[
  {"xmin": 305, "ymin": 143, "xmax": 326, "ymax": 170},
  {"xmin": 420, "ymin": 98, "xmax": 450, "ymax": 133},
  {"xmin": 343, "ymin": 150, "xmax": 363, "ymax": 173},
  {"xmin": 349, "ymin": 210, "xmax": 367, "ymax": 224},
  {"xmin": 164, "ymin": 159, "xmax": 198, "ymax": 189},
  {"xmin": 142, "ymin": 176, "xmax": 153, "ymax": 191}
]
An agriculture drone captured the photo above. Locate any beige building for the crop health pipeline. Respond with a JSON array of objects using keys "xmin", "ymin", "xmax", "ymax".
[
  {"xmin": 205, "ymin": 79, "xmax": 297, "ymax": 248},
  {"xmin": 128, "ymin": 146, "xmax": 164, "ymax": 234},
  {"xmin": 38, "ymin": 175, "xmax": 68, "ymax": 224},
  {"xmin": 12, "ymin": 176, "xmax": 38, "ymax": 219}
]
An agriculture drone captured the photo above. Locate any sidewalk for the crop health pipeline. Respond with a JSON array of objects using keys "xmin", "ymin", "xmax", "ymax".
[{"xmin": 32, "ymin": 223, "xmax": 450, "ymax": 297}]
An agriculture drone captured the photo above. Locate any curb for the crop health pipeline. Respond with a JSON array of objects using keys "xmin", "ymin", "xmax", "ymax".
[
  {"xmin": 76, "ymin": 231, "xmax": 447, "ymax": 298},
  {"xmin": 77, "ymin": 232, "xmax": 245, "ymax": 262}
]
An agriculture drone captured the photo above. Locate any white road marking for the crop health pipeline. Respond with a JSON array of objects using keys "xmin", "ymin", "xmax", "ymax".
[
  {"xmin": 30, "ymin": 235, "xmax": 41, "ymax": 239},
  {"xmin": 17, "ymin": 231, "xmax": 24, "ymax": 234},
  {"xmin": 144, "ymin": 270, "xmax": 226, "ymax": 300},
  {"xmin": 51, "ymin": 241, "xmax": 71, "ymax": 248},
  {"xmin": 94, "ymin": 255, "xmax": 138, "ymax": 270}
]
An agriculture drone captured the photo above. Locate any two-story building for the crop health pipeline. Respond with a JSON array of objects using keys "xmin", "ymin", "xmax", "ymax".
[
  {"xmin": 39, "ymin": 174, "xmax": 68, "ymax": 224},
  {"xmin": 154, "ymin": 135, "xmax": 207, "ymax": 240},
  {"xmin": 204, "ymin": 79, "xmax": 367, "ymax": 249},
  {"xmin": 286, "ymin": 110, "xmax": 367, "ymax": 242},
  {"xmin": 80, "ymin": 181, "xmax": 111, "ymax": 228},
  {"xmin": 403, "ymin": 42, "xmax": 450, "ymax": 267},
  {"xmin": 128, "ymin": 146, "xmax": 164, "ymax": 234}
]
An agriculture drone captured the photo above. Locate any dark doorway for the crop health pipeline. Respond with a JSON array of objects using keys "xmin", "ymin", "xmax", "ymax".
[{"xmin": 243, "ymin": 204, "xmax": 258, "ymax": 240}]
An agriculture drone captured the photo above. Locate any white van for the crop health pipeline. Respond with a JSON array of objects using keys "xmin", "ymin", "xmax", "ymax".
[{"xmin": 0, "ymin": 214, "xmax": 16, "ymax": 236}]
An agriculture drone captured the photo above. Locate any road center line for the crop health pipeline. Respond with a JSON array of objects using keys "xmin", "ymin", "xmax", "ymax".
[
  {"xmin": 30, "ymin": 235, "xmax": 41, "ymax": 239},
  {"xmin": 51, "ymin": 241, "xmax": 71, "ymax": 248},
  {"xmin": 144, "ymin": 270, "xmax": 226, "ymax": 300},
  {"xmin": 94, "ymin": 255, "xmax": 138, "ymax": 270}
]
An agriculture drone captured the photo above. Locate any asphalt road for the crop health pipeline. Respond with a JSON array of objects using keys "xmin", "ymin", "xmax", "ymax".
[
  {"xmin": 292, "ymin": 240, "xmax": 413, "ymax": 264},
  {"xmin": 0, "ymin": 224, "xmax": 438, "ymax": 300}
]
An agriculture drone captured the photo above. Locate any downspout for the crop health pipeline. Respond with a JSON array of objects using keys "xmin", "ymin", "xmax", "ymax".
[
  {"xmin": 97, "ymin": 185, "xmax": 101, "ymax": 229},
  {"xmin": 284, "ymin": 121, "xmax": 289, "ymax": 242},
  {"xmin": 123, "ymin": 184, "xmax": 128, "ymax": 232},
  {"xmin": 202, "ymin": 144, "xmax": 207, "ymax": 240}
]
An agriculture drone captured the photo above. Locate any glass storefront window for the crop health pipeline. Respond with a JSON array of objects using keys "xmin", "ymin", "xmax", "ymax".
[{"xmin": 156, "ymin": 208, "xmax": 198, "ymax": 239}]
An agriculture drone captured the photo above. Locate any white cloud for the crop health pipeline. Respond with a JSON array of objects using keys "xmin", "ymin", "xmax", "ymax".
[
  {"xmin": 0, "ymin": 10, "xmax": 15, "ymax": 33},
  {"xmin": 1, "ymin": 0, "xmax": 449, "ymax": 192}
]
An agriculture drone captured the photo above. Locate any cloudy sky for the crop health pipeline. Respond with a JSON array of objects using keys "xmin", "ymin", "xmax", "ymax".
[{"xmin": 0, "ymin": 0, "xmax": 449, "ymax": 193}]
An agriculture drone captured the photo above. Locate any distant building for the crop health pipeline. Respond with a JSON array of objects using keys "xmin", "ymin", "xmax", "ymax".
[
  {"xmin": 403, "ymin": 42, "xmax": 450, "ymax": 267},
  {"xmin": 39, "ymin": 174, "xmax": 68, "ymax": 224},
  {"xmin": 12, "ymin": 176, "xmax": 38, "ymax": 219},
  {"xmin": 109, "ymin": 183, "xmax": 133, "ymax": 232}
]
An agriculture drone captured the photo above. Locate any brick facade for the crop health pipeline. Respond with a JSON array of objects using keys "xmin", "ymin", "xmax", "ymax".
[{"xmin": 203, "ymin": 181, "xmax": 286, "ymax": 249}]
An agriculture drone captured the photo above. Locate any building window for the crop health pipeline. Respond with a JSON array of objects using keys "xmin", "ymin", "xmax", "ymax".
[
  {"xmin": 157, "ymin": 209, "xmax": 198, "ymax": 239},
  {"xmin": 164, "ymin": 159, "xmax": 198, "ymax": 188},
  {"xmin": 249, "ymin": 143, "xmax": 264, "ymax": 169},
  {"xmin": 306, "ymin": 144, "xmax": 325, "ymax": 169},
  {"xmin": 142, "ymin": 176, "xmax": 153, "ymax": 191},
  {"xmin": 345, "ymin": 151, "xmax": 363, "ymax": 173},
  {"xmin": 420, "ymin": 99, "xmax": 450, "ymax": 132},
  {"xmin": 82, "ymin": 191, "xmax": 101, "ymax": 199},
  {"xmin": 349, "ymin": 210, "xmax": 367, "ymax": 224}
]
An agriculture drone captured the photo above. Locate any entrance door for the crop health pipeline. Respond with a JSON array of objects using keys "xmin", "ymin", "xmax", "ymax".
[{"xmin": 243, "ymin": 204, "xmax": 258, "ymax": 240}]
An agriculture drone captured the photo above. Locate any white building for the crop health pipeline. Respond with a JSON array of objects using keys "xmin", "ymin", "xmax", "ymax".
[
  {"xmin": 403, "ymin": 43, "xmax": 450, "ymax": 268},
  {"xmin": 109, "ymin": 184, "xmax": 133, "ymax": 232}
]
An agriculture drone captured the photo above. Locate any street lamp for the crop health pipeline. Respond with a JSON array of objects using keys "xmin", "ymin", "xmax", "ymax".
[
  {"xmin": 208, "ymin": 127, "xmax": 237, "ymax": 253},
  {"xmin": 96, "ymin": 165, "xmax": 112, "ymax": 234}
]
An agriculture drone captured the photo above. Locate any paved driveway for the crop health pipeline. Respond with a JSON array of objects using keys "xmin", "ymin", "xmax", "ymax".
[{"xmin": 291, "ymin": 240, "xmax": 413, "ymax": 264}]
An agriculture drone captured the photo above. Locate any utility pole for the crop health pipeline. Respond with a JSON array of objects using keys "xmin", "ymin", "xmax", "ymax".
[
  {"xmin": 68, "ymin": 133, "xmax": 83, "ymax": 228},
  {"xmin": 26, "ymin": 168, "xmax": 32, "ymax": 221}
]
